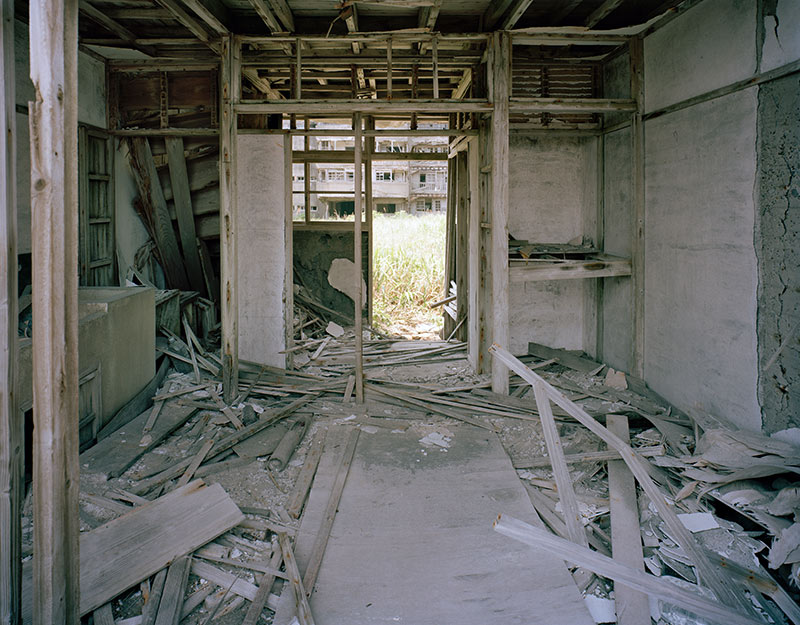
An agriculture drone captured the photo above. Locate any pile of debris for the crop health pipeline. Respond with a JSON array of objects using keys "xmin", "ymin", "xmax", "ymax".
[{"xmin": 19, "ymin": 330, "xmax": 800, "ymax": 625}]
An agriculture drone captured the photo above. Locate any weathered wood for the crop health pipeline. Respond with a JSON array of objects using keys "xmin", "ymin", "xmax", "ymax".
[
  {"xmin": 490, "ymin": 32, "xmax": 510, "ymax": 394},
  {"xmin": 241, "ymin": 543, "xmax": 283, "ymax": 625},
  {"xmin": 141, "ymin": 568, "xmax": 167, "ymax": 625},
  {"xmin": 220, "ymin": 35, "xmax": 240, "ymax": 402},
  {"xmin": 493, "ymin": 515, "xmax": 765, "ymax": 625},
  {"xmin": 81, "ymin": 402, "xmax": 197, "ymax": 478},
  {"xmin": 585, "ymin": 0, "xmax": 624, "ymax": 28},
  {"xmin": 302, "ymin": 428, "xmax": 359, "ymax": 596},
  {"xmin": 513, "ymin": 444, "xmax": 665, "ymax": 468},
  {"xmin": 176, "ymin": 439, "xmax": 214, "ymax": 487},
  {"xmin": 92, "ymin": 603, "xmax": 115, "ymax": 625},
  {"xmin": 526, "ymin": 341, "xmax": 603, "ymax": 373},
  {"xmin": 0, "ymin": 0, "xmax": 20, "ymax": 619},
  {"xmin": 129, "ymin": 137, "xmax": 190, "ymax": 290},
  {"xmin": 235, "ymin": 99, "xmax": 492, "ymax": 115},
  {"xmin": 531, "ymin": 381, "xmax": 588, "ymax": 547},
  {"xmin": 165, "ymin": 137, "xmax": 206, "ymax": 294},
  {"xmin": 280, "ymin": 533, "xmax": 316, "ymax": 625},
  {"xmin": 353, "ymin": 112, "xmax": 364, "ymax": 402},
  {"xmin": 466, "ymin": 138, "xmax": 480, "ymax": 370},
  {"xmin": 509, "ymin": 256, "xmax": 631, "ymax": 282},
  {"xmin": 489, "ymin": 345, "xmax": 762, "ymax": 617},
  {"xmin": 153, "ymin": 556, "xmax": 192, "ymax": 625},
  {"xmin": 287, "ymin": 429, "xmax": 326, "ymax": 519},
  {"xmin": 629, "ymin": 36, "xmax": 645, "ymax": 379},
  {"xmin": 606, "ymin": 414, "xmax": 650, "ymax": 625},
  {"xmin": 29, "ymin": 0, "xmax": 81, "ymax": 621}
]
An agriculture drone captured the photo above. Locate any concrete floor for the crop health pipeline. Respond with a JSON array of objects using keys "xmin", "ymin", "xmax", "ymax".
[{"xmin": 287, "ymin": 424, "xmax": 594, "ymax": 625}]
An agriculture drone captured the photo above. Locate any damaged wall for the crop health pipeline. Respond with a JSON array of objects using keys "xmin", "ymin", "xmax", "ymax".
[
  {"xmin": 507, "ymin": 134, "xmax": 596, "ymax": 354},
  {"xmin": 638, "ymin": 0, "xmax": 800, "ymax": 432},
  {"xmin": 756, "ymin": 72, "xmax": 800, "ymax": 435}
]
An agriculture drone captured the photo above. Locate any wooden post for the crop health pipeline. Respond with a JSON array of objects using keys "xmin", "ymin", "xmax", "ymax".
[
  {"xmin": 29, "ymin": 0, "xmax": 81, "ymax": 622},
  {"xmin": 432, "ymin": 35, "xmax": 439, "ymax": 99},
  {"xmin": 365, "ymin": 116, "xmax": 374, "ymax": 325},
  {"xmin": 220, "ymin": 35, "xmax": 241, "ymax": 402},
  {"xmin": 490, "ymin": 32, "xmax": 510, "ymax": 394},
  {"xmin": 595, "ymin": 133, "xmax": 605, "ymax": 361},
  {"xmin": 386, "ymin": 37, "xmax": 392, "ymax": 100},
  {"xmin": 466, "ymin": 137, "xmax": 480, "ymax": 369},
  {"xmin": 0, "ymin": 0, "xmax": 21, "ymax": 620},
  {"xmin": 284, "ymin": 135, "xmax": 294, "ymax": 369},
  {"xmin": 353, "ymin": 112, "xmax": 364, "ymax": 402},
  {"xmin": 629, "ymin": 36, "xmax": 645, "ymax": 378}
]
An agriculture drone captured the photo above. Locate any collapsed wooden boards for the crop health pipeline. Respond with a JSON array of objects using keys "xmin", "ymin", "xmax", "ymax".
[
  {"xmin": 80, "ymin": 402, "xmax": 197, "ymax": 478},
  {"xmin": 21, "ymin": 480, "xmax": 243, "ymax": 621},
  {"xmin": 284, "ymin": 425, "xmax": 593, "ymax": 625}
]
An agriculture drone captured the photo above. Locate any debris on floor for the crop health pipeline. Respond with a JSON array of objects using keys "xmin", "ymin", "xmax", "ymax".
[{"xmin": 19, "ymin": 328, "xmax": 800, "ymax": 625}]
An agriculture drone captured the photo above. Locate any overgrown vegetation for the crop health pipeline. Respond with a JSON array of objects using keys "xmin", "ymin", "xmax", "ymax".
[{"xmin": 372, "ymin": 211, "xmax": 446, "ymax": 337}]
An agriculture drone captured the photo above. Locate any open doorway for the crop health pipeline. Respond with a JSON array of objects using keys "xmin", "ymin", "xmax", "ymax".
[{"xmin": 370, "ymin": 125, "xmax": 449, "ymax": 340}]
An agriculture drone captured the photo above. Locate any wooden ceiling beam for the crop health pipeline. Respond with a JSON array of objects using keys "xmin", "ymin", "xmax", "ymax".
[
  {"xmin": 79, "ymin": 0, "xmax": 157, "ymax": 56},
  {"xmin": 242, "ymin": 67, "xmax": 284, "ymax": 99},
  {"xmin": 584, "ymin": 0, "xmax": 625, "ymax": 28},
  {"xmin": 104, "ymin": 8, "xmax": 172, "ymax": 19},
  {"xmin": 482, "ymin": 0, "xmax": 514, "ymax": 30},
  {"xmin": 497, "ymin": 0, "xmax": 535, "ymax": 29},
  {"xmin": 341, "ymin": 5, "xmax": 360, "ymax": 54},
  {"xmin": 247, "ymin": 0, "xmax": 283, "ymax": 33},
  {"xmin": 267, "ymin": 0, "xmax": 295, "ymax": 32},
  {"xmin": 154, "ymin": 0, "xmax": 217, "ymax": 48},
  {"xmin": 181, "ymin": 0, "xmax": 231, "ymax": 36}
]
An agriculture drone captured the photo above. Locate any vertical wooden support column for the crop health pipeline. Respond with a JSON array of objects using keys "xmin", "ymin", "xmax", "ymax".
[
  {"xmin": 595, "ymin": 133, "xmax": 605, "ymax": 362},
  {"xmin": 220, "ymin": 35, "xmax": 241, "ymax": 402},
  {"xmin": 386, "ymin": 37, "xmax": 392, "ymax": 100},
  {"xmin": 490, "ymin": 32, "xmax": 510, "ymax": 394},
  {"xmin": 365, "ymin": 117, "xmax": 374, "ymax": 324},
  {"xmin": 284, "ymin": 135, "xmax": 294, "ymax": 369},
  {"xmin": 0, "ymin": 0, "xmax": 20, "ymax": 620},
  {"xmin": 294, "ymin": 38, "xmax": 301, "ymax": 100},
  {"xmin": 29, "ymin": 0, "xmax": 80, "ymax": 622},
  {"xmin": 466, "ymin": 137, "xmax": 480, "ymax": 369},
  {"xmin": 629, "ymin": 37, "xmax": 645, "ymax": 379},
  {"xmin": 353, "ymin": 113, "xmax": 364, "ymax": 402},
  {"xmin": 432, "ymin": 36, "xmax": 439, "ymax": 99}
]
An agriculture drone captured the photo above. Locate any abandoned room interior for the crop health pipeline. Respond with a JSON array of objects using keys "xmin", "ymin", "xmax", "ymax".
[{"xmin": 1, "ymin": 0, "xmax": 799, "ymax": 623}]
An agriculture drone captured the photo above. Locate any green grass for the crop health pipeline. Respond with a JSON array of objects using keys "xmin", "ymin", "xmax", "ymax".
[{"xmin": 372, "ymin": 211, "xmax": 446, "ymax": 335}]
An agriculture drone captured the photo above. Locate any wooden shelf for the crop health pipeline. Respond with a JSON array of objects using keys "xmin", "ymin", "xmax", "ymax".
[{"xmin": 509, "ymin": 253, "xmax": 631, "ymax": 283}]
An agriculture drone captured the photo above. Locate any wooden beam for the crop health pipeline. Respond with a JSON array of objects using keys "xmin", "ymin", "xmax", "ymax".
[
  {"xmin": 511, "ymin": 32, "xmax": 628, "ymax": 46},
  {"xmin": 508, "ymin": 256, "xmax": 631, "ymax": 282},
  {"xmin": 629, "ymin": 37, "xmax": 645, "ymax": 378},
  {"xmin": 606, "ymin": 414, "xmax": 650, "ymax": 625},
  {"xmin": 29, "ymin": 0, "xmax": 80, "ymax": 622},
  {"xmin": 165, "ymin": 137, "xmax": 206, "ymax": 294},
  {"xmin": 219, "ymin": 35, "xmax": 240, "ymax": 402},
  {"xmin": 509, "ymin": 97, "xmax": 637, "ymax": 113},
  {"xmin": 0, "ymin": 0, "xmax": 21, "ymax": 620},
  {"xmin": 267, "ymin": 0, "xmax": 294, "ymax": 31},
  {"xmin": 242, "ymin": 67, "xmax": 283, "ymax": 99},
  {"xmin": 497, "ymin": 0, "xmax": 535, "ymax": 30},
  {"xmin": 353, "ymin": 112, "xmax": 364, "ymax": 402},
  {"xmin": 482, "ymin": 0, "xmax": 513, "ymax": 30},
  {"xmin": 79, "ymin": 0, "xmax": 155, "ymax": 56},
  {"xmin": 154, "ymin": 0, "xmax": 215, "ymax": 49},
  {"xmin": 490, "ymin": 32, "xmax": 510, "ymax": 395},
  {"xmin": 417, "ymin": 0, "xmax": 440, "ymax": 30},
  {"xmin": 466, "ymin": 137, "xmax": 480, "ymax": 369},
  {"xmin": 180, "ymin": 0, "xmax": 230, "ymax": 36},
  {"xmin": 247, "ymin": 0, "xmax": 283, "ymax": 33},
  {"xmin": 341, "ymin": 5, "xmax": 360, "ymax": 54},
  {"xmin": 585, "ymin": 0, "xmax": 625, "ymax": 28},
  {"xmin": 235, "ymin": 99, "xmax": 491, "ymax": 115}
]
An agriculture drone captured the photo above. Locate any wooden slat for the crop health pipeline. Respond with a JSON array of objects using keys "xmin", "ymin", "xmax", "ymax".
[
  {"xmin": 29, "ymin": 0, "xmax": 81, "ymax": 621},
  {"xmin": 488, "ymin": 345, "xmax": 763, "ymax": 618},
  {"xmin": 129, "ymin": 137, "xmax": 191, "ymax": 290},
  {"xmin": 353, "ymin": 112, "xmax": 364, "ymax": 402},
  {"xmin": 466, "ymin": 138, "xmax": 480, "ymax": 370},
  {"xmin": 606, "ymin": 414, "xmax": 650, "ymax": 625},
  {"xmin": 490, "ymin": 32, "xmax": 510, "ymax": 394},
  {"xmin": 0, "ymin": 0, "xmax": 20, "ymax": 619},
  {"xmin": 92, "ymin": 604, "xmax": 115, "ymax": 625},
  {"xmin": 508, "ymin": 257, "xmax": 631, "ymax": 282},
  {"xmin": 302, "ymin": 428, "xmax": 359, "ymax": 595},
  {"xmin": 153, "ymin": 556, "xmax": 192, "ymax": 625},
  {"xmin": 629, "ymin": 36, "xmax": 645, "ymax": 378},
  {"xmin": 241, "ymin": 543, "xmax": 283, "ymax": 625},
  {"xmin": 494, "ymin": 515, "xmax": 765, "ymax": 625},
  {"xmin": 79, "ymin": 481, "xmax": 242, "ymax": 615},
  {"xmin": 280, "ymin": 533, "xmax": 315, "ymax": 625},
  {"xmin": 165, "ymin": 137, "xmax": 206, "ymax": 294},
  {"xmin": 286, "ymin": 429, "xmax": 326, "ymax": 519},
  {"xmin": 141, "ymin": 568, "xmax": 167, "ymax": 625}
]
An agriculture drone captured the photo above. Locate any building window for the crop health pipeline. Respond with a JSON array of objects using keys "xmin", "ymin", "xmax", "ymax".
[
  {"xmin": 318, "ymin": 140, "xmax": 332, "ymax": 150},
  {"xmin": 419, "ymin": 173, "xmax": 427, "ymax": 183},
  {"xmin": 433, "ymin": 200, "xmax": 442, "ymax": 211},
  {"xmin": 376, "ymin": 170, "xmax": 393, "ymax": 181}
]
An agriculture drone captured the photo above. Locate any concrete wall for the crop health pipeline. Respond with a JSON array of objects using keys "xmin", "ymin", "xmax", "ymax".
[
  {"xmin": 755, "ymin": 73, "xmax": 800, "ymax": 434},
  {"xmin": 17, "ymin": 287, "xmax": 155, "ymax": 426},
  {"xmin": 237, "ymin": 134, "xmax": 287, "ymax": 367},
  {"xmin": 635, "ymin": 0, "xmax": 800, "ymax": 431},
  {"xmin": 507, "ymin": 134, "xmax": 596, "ymax": 355}
]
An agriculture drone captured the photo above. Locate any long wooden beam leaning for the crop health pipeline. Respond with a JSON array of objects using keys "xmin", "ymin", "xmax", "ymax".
[
  {"xmin": 0, "ymin": 0, "xmax": 21, "ymax": 620},
  {"xmin": 29, "ymin": 0, "xmax": 81, "ymax": 622}
]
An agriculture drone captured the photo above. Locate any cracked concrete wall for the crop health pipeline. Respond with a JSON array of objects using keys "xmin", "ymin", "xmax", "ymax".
[{"xmin": 756, "ymin": 73, "xmax": 800, "ymax": 434}]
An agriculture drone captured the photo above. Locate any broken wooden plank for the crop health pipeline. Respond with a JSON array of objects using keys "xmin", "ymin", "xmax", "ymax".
[
  {"xmin": 287, "ymin": 429, "xmax": 326, "ymax": 519},
  {"xmin": 606, "ymin": 414, "xmax": 650, "ymax": 625},
  {"xmin": 279, "ymin": 533, "xmax": 315, "ymax": 625},
  {"xmin": 190, "ymin": 559, "xmax": 258, "ymax": 601},
  {"xmin": 242, "ymin": 542, "xmax": 284, "ymax": 625},
  {"xmin": 489, "ymin": 345, "xmax": 761, "ymax": 618},
  {"xmin": 140, "ymin": 399, "xmax": 165, "ymax": 446},
  {"xmin": 22, "ymin": 480, "xmax": 242, "ymax": 616},
  {"xmin": 176, "ymin": 439, "xmax": 214, "ymax": 487},
  {"xmin": 527, "ymin": 341, "xmax": 604, "ymax": 373},
  {"xmin": 153, "ymin": 555, "xmax": 191, "ymax": 625},
  {"xmin": 493, "ymin": 514, "xmax": 765, "ymax": 625},
  {"xmin": 302, "ymin": 428, "xmax": 359, "ymax": 596},
  {"xmin": 513, "ymin": 444, "xmax": 665, "ymax": 469},
  {"xmin": 141, "ymin": 568, "xmax": 167, "ymax": 625},
  {"xmin": 82, "ymin": 402, "xmax": 197, "ymax": 478},
  {"xmin": 165, "ymin": 136, "xmax": 205, "ymax": 293},
  {"xmin": 92, "ymin": 604, "xmax": 115, "ymax": 625}
]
